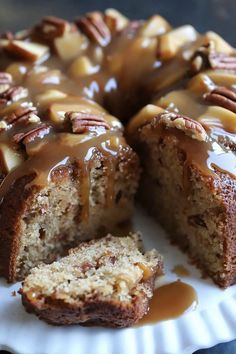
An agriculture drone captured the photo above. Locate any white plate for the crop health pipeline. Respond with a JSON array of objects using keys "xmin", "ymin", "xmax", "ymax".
[{"xmin": 0, "ymin": 207, "xmax": 236, "ymax": 354}]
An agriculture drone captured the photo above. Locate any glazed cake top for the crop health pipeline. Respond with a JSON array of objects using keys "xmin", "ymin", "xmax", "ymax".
[{"xmin": 0, "ymin": 9, "xmax": 235, "ymax": 205}]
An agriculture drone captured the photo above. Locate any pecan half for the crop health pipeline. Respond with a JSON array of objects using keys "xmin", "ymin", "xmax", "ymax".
[
  {"xmin": 5, "ymin": 107, "xmax": 38, "ymax": 124},
  {"xmin": 13, "ymin": 124, "xmax": 50, "ymax": 144},
  {"xmin": 65, "ymin": 111, "xmax": 110, "ymax": 134},
  {"xmin": 35, "ymin": 16, "xmax": 69, "ymax": 41},
  {"xmin": 203, "ymin": 87, "xmax": 236, "ymax": 113},
  {"xmin": 157, "ymin": 112, "xmax": 208, "ymax": 141},
  {"xmin": 0, "ymin": 86, "xmax": 28, "ymax": 105},
  {"xmin": 76, "ymin": 12, "xmax": 111, "ymax": 46},
  {"xmin": 191, "ymin": 43, "xmax": 236, "ymax": 73},
  {"xmin": 210, "ymin": 53, "xmax": 236, "ymax": 72}
]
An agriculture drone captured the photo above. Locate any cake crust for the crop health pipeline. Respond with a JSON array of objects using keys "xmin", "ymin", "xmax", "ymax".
[{"xmin": 21, "ymin": 279, "xmax": 155, "ymax": 327}]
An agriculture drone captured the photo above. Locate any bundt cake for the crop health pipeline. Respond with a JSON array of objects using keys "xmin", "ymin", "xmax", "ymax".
[
  {"xmin": 20, "ymin": 233, "xmax": 163, "ymax": 327},
  {"xmin": 0, "ymin": 9, "xmax": 235, "ymax": 288}
]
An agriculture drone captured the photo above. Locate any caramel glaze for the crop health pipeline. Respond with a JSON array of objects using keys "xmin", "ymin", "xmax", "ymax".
[
  {"xmin": 0, "ymin": 132, "xmax": 126, "ymax": 219},
  {"xmin": 129, "ymin": 69, "xmax": 236, "ymax": 182},
  {"xmin": 0, "ymin": 15, "xmax": 174, "ymax": 217},
  {"xmin": 0, "ymin": 12, "xmax": 236, "ymax": 218},
  {"xmin": 155, "ymin": 70, "xmax": 236, "ymax": 179},
  {"xmin": 138, "ymin": 280, "xmax": 197, "ymax": 325}
]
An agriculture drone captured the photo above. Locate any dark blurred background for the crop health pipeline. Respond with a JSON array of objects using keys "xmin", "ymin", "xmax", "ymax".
[
  {"xmin": 0, "ymin": 0, "xmax": 235, "ymax": 353},
  {"xmin": 0, "ymin": 0, "xmax": 235, "ymax": 46}
]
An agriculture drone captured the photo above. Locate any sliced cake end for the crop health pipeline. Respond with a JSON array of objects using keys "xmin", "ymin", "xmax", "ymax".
[{"xmin": 20, "ymin": 233, "xmax": 163, "ymax": 327}]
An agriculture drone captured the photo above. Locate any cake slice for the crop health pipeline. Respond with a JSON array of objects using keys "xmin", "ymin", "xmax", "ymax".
[
  {"xmin": 127, "ymin": 75, "xmax": 236, "ymax": 288},
  {"xmin": 20, "ymin": 234, "xmax": 163, "ymax": 327}
]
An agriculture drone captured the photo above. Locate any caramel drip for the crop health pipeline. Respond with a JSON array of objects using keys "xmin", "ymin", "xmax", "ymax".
[
  {"xmin": 104, "ymin": 156, "xmax": 115, "ymax": 207},
  {"xmin": 0, "ymin": 132, "xmax": 126, "ymax": 214},
  {"xmin": 77, "ymin": 154, "xmax": 91, "ymax": 223},
  {"xmin": 172, "ymin": 264, "xmax": 190, "ymax": 277},
  {"xmin": 152, "ymin": 70, "xmax": 236, "ymax": 179},
  {"xmin": 177, "ymin": 130, "xmax": 236, "ymax": 178},
  {"xmin": 138, "ymin": 280, "xmax": 198, "ymax": 325}
]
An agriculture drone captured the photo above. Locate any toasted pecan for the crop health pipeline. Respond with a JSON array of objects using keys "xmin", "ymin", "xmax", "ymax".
[
  {"xmin": 191, "ymin": 43, "xmax": 236, "ymax": 73},
  {"xmin": 203, "ymin": 87, "xmax": 236, "ymax": 113},
  {"xmin": 13, "ymin": 124, "xmax": 50, "ymax": 144},
  {"xmin": 65, "ymin": 111, "xmax": 110, "ymax": 134},
  {"xmin": 157, "ymin": 112, "xmax": 208, "ymax": 141},
  {"xmin": 5, "ymin": 107, "xmax": 38, "ymax": 124},
  {"xmin": 35, "ymin": 16, "xmax": 69, "ymax": 41},
  {"xmin": 0, "ymin": 86, "xmax": 28, "ymax": 105},
  {"xmin": 76, "ymin": 12, "xmax": 111, "ymax": 46}
]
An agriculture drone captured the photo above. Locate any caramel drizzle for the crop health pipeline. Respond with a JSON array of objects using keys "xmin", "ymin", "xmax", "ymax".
[
  {"xmin": 0, "ymin": 132, "xmax": 126, "ymax": 214},
  {"xmin": 153, "ymin": 69, "xmax": 236, "ymax": 179}
]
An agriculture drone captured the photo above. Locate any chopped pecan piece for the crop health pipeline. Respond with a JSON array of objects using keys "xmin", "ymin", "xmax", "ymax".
[
  {"xmin": 157, "ymin": 112, "xmax": 208, "ymax": 141},
  {"xmin": 203, "ymin": 87, "xmax": 236, "ymax": 113},
  {"xmin": 5, "ymin": 107, "xmax": 38, "ymax": 124},
  {"xmin": 81, "ymin": 262, "xmax": 93, "ymax": 273},
  {"xmin": 13, "ymin": 124, "xmax": 50, "ymax": 144},
  {"xmin": 76, "ymin": 12, "xmax": 111, "ymax": 46},
  {"xmin": 0, "ymin": 86, "xmax": 28, "ymax": 105},
  {"xmin": 188, "ymin": 214, "xmax": 207, "ymax": 228},
  {"xmin": 191, "ymin": 43, "xmax": 236, "ymax": 73},
  {"xmin": 65, "ymin": 111, "xmax": 110, "ymax": 134}
]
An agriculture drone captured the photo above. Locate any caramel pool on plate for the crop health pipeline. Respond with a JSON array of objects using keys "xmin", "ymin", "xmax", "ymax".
[{"xmin": 138, "ymin": 280, "xmax": 198, "ymax": 325}]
